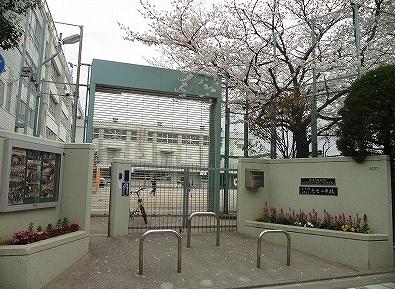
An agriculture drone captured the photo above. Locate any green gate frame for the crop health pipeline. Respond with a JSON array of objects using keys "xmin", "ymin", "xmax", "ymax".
[{"xmin": 85, "ymin": 59, "xmax": 222, "ymax": 212}]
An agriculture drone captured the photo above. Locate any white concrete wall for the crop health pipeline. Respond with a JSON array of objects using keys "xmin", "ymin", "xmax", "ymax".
[
  {"xmin": 237, "ymin": 156, "xmax": 393, "ymax": 268},
  {"xmin": 0, "ymin": 130, "xmax": 93, "ymax": 242},
  {"xmin": 237, "ymin": 156, "xmax": 392, "ymax": 239}
]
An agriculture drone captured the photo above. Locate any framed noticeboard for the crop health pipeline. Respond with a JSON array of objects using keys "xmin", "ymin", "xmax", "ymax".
[{"xmin": 0, "ymin": 139, "xmax": 63, "ymax": 212}]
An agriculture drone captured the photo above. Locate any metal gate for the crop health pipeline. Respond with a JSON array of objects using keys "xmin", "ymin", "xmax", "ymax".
[{"xmin": 127, "ymin": 163, "xmax": 237, "ymax": 232}]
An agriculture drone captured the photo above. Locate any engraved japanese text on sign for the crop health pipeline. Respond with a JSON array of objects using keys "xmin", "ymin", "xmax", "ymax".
[{"xmin": 299, "ymin": 186, "xmax": 338, "ymax": 196}]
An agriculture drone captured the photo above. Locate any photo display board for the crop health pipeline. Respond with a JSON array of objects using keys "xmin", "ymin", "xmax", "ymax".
[{"xmin": 1, "ymin": 140, "xmax": 62, "ymax": 212}]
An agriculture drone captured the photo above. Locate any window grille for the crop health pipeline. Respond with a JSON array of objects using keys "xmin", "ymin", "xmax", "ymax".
[
  {"xmin": 46, "ymin": 127, "xmax": 57, "ymax": 141},
  {"xmin": 48, "ymin": 93, "xmax": 57, "ymax": 117},
  {"xmin": 28, "ymin": 108, "xmax": 34, "ymax": 128},
  {"xmin": 6, "ymin": 82, "xmax": 13, "ymax": 112},
  {"xmin": 0, "ymin": 80, "xmax": 4, "ymax": 106},
  {"xmin": 61, "ymin": 110, "xmax": 69, "ymax": 128},
  {"xmin": 51, "ymin": 60, "xmax": 60, "ymax": 83}
]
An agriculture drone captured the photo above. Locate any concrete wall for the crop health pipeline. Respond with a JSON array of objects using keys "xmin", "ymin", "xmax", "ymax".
[
  {"xmin": 0, "ymin": 130, "xmax": 93, "ymax": 241},
  {"xmin": 237, "ymin": 156, "xmax": 393, "ymax": 268},
  {"xmin": 61, "ymin": 144, "xmax": 94, "ymax": 232},
  {"xmin": 238, "ymin": 156, "xmax": 392, "ymax": 238}
]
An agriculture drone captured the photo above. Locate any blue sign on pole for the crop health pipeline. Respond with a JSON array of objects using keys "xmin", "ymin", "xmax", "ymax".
[{"xmin": 0, "ymin": 54, "xmax": 5, "ymax": 74}]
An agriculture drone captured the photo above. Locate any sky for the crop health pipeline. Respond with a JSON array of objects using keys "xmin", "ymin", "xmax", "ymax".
[
  {"xmin": 45, "ymin": 0, "xmax": 248, "ymax": 135},
  {"xmin": 46, "ymin": 0, "xmax": 171, "ymax": 67}
]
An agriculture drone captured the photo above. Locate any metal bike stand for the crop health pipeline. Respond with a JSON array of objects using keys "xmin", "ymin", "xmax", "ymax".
[
  {"xmin": 139, "ymin": 229, "xmax": 182, "ymax": 275},
  {"xmin": 187, "ymin": 212, "xmax": 220, "ymax": 248},
  {"xmin": 257, "ymin": 230, "xmax": 291, "ymax": 268}
]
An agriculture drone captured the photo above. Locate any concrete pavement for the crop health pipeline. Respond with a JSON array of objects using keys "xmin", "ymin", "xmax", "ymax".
[{"xmin": 44, "ymin": 226, "xmax": 395, "ymax": 289}]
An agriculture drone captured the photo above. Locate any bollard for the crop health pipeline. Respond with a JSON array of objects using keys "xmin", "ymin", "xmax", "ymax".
[
  {"xmin": 187, "ymin": 212, "xmax": 220, "ymax": 248},
  {"xmin": 139, "ymin": 229, "xmax": 182, "ymax": 275},
  {"xmin": 257, "ymin": 229, "xmax": 291, "ymax": 268}
]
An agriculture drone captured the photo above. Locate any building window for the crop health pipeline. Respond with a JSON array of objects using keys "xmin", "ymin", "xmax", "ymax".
[
  {"xmin": 93, "ymin": 128, "xmax": 100, "ymax": 139},
  {"xmin": 203, "ymin": 136, "xmax": 209, "ymax": 146},
  {"xmin": 157, "ymin": 132, "xmax": 178, "ymax": 144},
  {"xmin": 0, "ymin": 80, "xmax": 4, "ymax": 106},
  {"xmin": 51, "ymin": 60, "xmax": 60, "ymax": 83},
  {"xmin": 48, "ymin": 93, "xmax": 57, "ymax": 117},
  {"xmin": 61, "ymin": 110, "xmax": 69, "ymax": 128},
  {"xmin": 20, "ymin": 101, "xmax": 26, "ymax": 117},
  {"xmin": 182, "ymin": 134, "xmax": 199, "ymax": 145},
  {"xmin": 46, "ymin": 127, "xmax": 57, "ymax": 141},
  {"xmin": 130, "ymin": 130, "xmax": 138, "ymax": 141},
  {"xmin": 103, "ymin": 129, "xmax": 127, "ymax": 140},
  {"xmin": 25, "ymin": 52, "xmax": 37, "ymax": 73},
  {"xmin": 6, "ymin": 82, "xmax": 13, "ymax": 112},
  {"xmin": 29, "ymin": 12, "xmax": 41, "ymax": 48},
  {"xmin": 147, "ymin": 131, "xmax": 154, "ymax": 142},
  {"xmin": 28, "ymin": 108, "xmax": 34, "ymax": 128}
]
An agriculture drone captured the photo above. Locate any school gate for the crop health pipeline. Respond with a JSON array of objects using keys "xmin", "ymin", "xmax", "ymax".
[{"xmin": 86, "ymin": 59, "xmax": 237, "ymax": 232}]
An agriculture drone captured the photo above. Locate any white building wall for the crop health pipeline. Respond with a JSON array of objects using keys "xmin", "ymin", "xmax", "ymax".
[
  {"xmin": 92, "ymin": 122, "xmax": 245, "ymax": 168},
  {"xmin": 0, "ymin": 0, "xmax": 82, "ymax": 143}
]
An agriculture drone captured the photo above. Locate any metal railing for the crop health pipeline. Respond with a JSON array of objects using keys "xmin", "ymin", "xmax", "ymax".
[
  {"xmin": 257, "ymin": 230, "xmax": 291, "ymax": 268},
  {"xmin": 139, "ymin": 229, "xmax": 182, "ymax": 275},
  {"xmin": 187, "ymin": 212, "xmax": 220, "ymax": 248}
]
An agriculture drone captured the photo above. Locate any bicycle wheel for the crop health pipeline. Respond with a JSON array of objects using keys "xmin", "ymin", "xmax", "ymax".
[{"xmin": 139, "ymin": 205, "xmax": 148, "ymax": 225}]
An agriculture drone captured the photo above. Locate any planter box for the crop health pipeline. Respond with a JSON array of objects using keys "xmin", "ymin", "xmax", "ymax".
[
  {"xmin": 244, "ymin": 221, "xmax": 392, "ymax": 269},
  {"xmin": 0, "ymin": 231, "xmax": 89, "ymax": 289}
]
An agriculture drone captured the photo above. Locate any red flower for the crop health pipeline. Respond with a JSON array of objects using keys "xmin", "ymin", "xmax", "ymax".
[{"xmin": 69, "ymin": 224, "xmax": 80, "ymax": 232}]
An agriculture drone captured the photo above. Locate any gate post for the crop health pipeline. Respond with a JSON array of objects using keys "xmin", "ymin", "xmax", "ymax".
[
  {"xmin": 182, "ymin": 167, "xmax": 190, "ymax": 228},
  {"xmin": 109, "ymin": 161, "xmax": 130, "ymax": 237},
  {"xmin": 208, "ymin": 97, "xmax": 221, "ymax": 213}
]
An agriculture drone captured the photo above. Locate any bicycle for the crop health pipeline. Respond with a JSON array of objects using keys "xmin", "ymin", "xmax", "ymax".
[{"xmin": 129, "ymin": 187, "xmax": 148, "ymax": 225}]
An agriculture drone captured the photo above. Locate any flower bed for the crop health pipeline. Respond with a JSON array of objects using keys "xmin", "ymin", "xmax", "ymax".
[
  {"xmin": 0, "ymin": 229, "xmax": 88, "ymax": 289},
  {"xmin": 2, "ymin": 218, "xmax": 80, "ymax": 245},
  {"xmin": 258, "ymin": 202, "xmax": 371, "ymax": 233},
  {"xmin": 244, "ymin": 219, "xmax": 391, "ymax": 269}
]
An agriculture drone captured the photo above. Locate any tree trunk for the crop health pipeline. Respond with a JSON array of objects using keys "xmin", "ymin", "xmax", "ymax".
[{"xmin": 293, "ymin": 127, "xmax": 309, "ymax": 158}]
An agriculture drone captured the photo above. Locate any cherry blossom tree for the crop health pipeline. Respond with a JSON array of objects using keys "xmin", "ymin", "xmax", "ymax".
[
  {"xmin": 0, "ymin": 0, "xmax": 38, "ymax": 50},
  {"xmin": 120, "ymin": 0, "xmax": 395, "ymax": 158}
]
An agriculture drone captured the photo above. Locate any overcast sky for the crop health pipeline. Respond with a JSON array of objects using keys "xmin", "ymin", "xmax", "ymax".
[
  {"xmin": 46, "ymin": 0, "xmax": 171, "ymax": 67},
  {"xmin": 45, "ymin": 0, "xmax": 247, "ymax": 134}
]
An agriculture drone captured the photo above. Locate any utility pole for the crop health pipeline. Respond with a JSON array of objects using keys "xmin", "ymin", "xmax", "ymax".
[
  {"xmin": 15, "ymin": 8, "xmax": 31, "ymax": 132},
  {"xmin": 71, "ymin": 25, "xmax": 84, "ymax": 143},
  {"xmin": 33, "ymin": 16, "xmax": 48, "ymax": 137}
]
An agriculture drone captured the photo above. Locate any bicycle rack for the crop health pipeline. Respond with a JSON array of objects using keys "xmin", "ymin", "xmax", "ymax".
[
  {"xmin": 139, "ymin": 229, "xmax": 182, "ymax": 275},
  {"xmin": 187, "ymin": 212, "xmax": 220, "ymax": 248},
  {"xmin": 257, "ymin": 230, "xmax": 291, "ymax": 268}
]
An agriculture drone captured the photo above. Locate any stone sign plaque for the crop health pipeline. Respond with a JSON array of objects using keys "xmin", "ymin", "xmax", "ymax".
[
  {"xmin": 299, "ymin": 186, "xmax": 338, "ymax": 196},
  {"xmin": 300, "ymin": 178, "xmax": 336, "ymax": 186}
]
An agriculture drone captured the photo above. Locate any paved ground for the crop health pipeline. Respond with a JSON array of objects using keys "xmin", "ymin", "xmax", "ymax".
[{"xmin": 44, "ymin": 225, "xmax": 395, "ymax": 289}]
